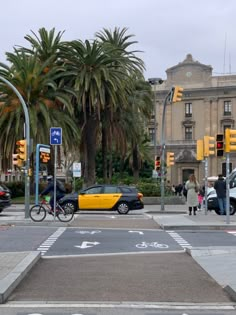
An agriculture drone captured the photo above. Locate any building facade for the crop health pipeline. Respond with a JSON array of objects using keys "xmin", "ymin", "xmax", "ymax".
[{"xmin": 149, "ymin": 54, "xmax": 236, "ymax": 186}]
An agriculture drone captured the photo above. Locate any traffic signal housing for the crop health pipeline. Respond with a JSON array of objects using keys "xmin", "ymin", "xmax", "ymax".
[
  {"xmin": 167, "ymin": 152, "xmax": 175, "ymax": 166},
  {"xmin": 216, "ymin": 134, "xmax": 224, "ymax": 157},
  {"xmin": 196, "ymin": 139, "xmax": 203, "ymax": 160},
  {"xmin": 172, "ymin": 86, "xmax": 184, "ymax": 103},
  {"xmin": 204, "ymin": 136, "xmax": 215, "ymax": 157},
  {"xmin": 12, "ymin": 153, "xmax": 22, "ymax": 168},
  {"xmin": 16, "ymin": 139, "xmax": 27, "ymax": 161},
  {"xmin": 225, "ymin": 128, "xmax": 236, "ymax": 153},
  {"xmin": 155, "ymin": 156, "xmax": 160, "ymax": 171}
]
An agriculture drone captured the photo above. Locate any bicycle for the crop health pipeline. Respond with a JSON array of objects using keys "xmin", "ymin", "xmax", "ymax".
[
  {"xmin": 136, "ymin": 241, "xmax": 169, "ymax": 249},
  {"xmin": 29, "ymin": 197, "xmax": 74, "ymax": 222}
]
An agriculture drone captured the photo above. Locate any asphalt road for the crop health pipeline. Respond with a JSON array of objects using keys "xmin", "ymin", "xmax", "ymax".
[{"xmin": 1, "ymin": 214, "xmax": 236, "ymax": 315}]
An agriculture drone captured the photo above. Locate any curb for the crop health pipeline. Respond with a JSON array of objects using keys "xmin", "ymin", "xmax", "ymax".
[
  {"xmin": 158, "ymin": 224, "xmax": 236, "ymax": 231},
  {"xmin": 0, "ymin": 251, "xmax": 41, "ymax": 304}
]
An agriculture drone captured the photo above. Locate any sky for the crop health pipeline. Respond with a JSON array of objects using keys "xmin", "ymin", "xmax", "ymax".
[{"xmin": 0, "ymin": 0, "xmax": 236, "ymax": 80}]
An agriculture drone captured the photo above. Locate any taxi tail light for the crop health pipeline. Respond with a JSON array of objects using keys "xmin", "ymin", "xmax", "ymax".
[
  {"xmin": 137, "ymin": 193, "xmax": 143, "ymax": 199},
  {"xmin": 0, "ymin": 191, "xmax": 5, "ymax": 196}
]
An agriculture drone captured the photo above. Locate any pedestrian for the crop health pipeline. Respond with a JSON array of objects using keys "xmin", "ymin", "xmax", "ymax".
[
  {"xmin": 214, "ymin": 174, "xmax": 226, "ymax": 215},
  {"xmin": 185, "ymin": 174, "xmax": 200, "ymax": 215},
  {"xmin": 40, "ymin": 175, "xmax": 66, "ymax": 212}
]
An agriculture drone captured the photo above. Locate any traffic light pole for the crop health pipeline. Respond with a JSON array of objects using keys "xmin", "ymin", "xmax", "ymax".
[
  {"xmin": 160, "ymin": 90, "xmax": 173, "ymax": 211},
  {"xmin": 204, "ymin": 157, "xmax": 208, "ymax": 215},
  {"xmin": 0, "ymin": 76, "xmax": 30, "ymax": 219},
  {"xmin": 226, "ymin": 153, "xmax": 230, "ymax": 224}
]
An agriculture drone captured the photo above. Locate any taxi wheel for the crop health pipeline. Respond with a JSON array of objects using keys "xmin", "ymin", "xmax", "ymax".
[{"xmin": 117, "ymin": 202, "xmax": 129, "ymax": 214}]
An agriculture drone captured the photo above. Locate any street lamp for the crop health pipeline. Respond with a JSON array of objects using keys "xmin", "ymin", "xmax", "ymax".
[{"xmin": 148, "ymin": 78, "xmax": 163, "ymax": 160}]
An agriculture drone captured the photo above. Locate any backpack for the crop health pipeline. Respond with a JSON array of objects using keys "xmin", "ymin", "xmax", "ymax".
[{"xmin": 56, "ymin": 180, "xmax": 66, "ymax": 193}]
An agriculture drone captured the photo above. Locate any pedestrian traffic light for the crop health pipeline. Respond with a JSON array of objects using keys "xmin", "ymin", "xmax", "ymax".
[
  {"xmin": 172, "ymin": 86, "xmax": 184, "ymax": 103},
  {"xmin": 155, "ymin": 156, "xmax": 160, "ymax": 171},
  {"xmin": 204, "ymin": 136, "xmax": 215, "ymax": 157},
  {"xmin": 166, "ymin": 152, "xmax": 175, "ymax": 166},
  {"xmin": 196, "ymin": 139, "xmax": 204, "ymax": 160},
  {"xmin": 216, "ymin": 134, "xmax": 224, "ymax": 157},
  {"xmin": 225, "ymin": 128, "xmax": 236, "ymax": 153},
  {"xmin": 16, "ymin": 140, "xmax": 27, "ymax": 161},
  {"xmin": 12, "ymin": 153, "xmax": 22, "ymax": 167}
]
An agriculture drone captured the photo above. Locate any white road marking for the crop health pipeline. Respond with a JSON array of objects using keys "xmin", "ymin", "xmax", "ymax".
[
  {"xmin": 129, "ymin": 230, "xmax": 144, "ymax": 235},
  {"xmin": 75, "ymin": 241, "xmax": 100, "ymax": 249},
  {"xmin": 167, "ymin": 230, "xmax": 192, "ymax": 249},
  {"xmin": 75, "ymin": 230, "xmax": 101, "ymax": 234},
  {"xmin": 37, "ymin": 227, "xmax": 66, "ymax": 255}
]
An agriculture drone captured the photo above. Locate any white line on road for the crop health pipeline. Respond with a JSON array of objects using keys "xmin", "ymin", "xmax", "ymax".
[
  {"xmin": 37, "ymin": 227, "xmax": 66, "ymax": 256},
  {"xmin": 166, "ymin": 230, "xmax": 192, "ymax": 249}
]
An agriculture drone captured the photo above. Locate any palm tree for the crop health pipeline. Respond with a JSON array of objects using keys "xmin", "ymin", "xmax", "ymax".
[
  {"xmin": 61, "ymin": 39, "xmax": 129, "ymax": 186},
  {"xmin": 95, "ymin": 27, "xmax": 145, "ymax": 182},
  {"xmin": 0, "ymin": 50, "xmax": 79, "ymax": 169}
]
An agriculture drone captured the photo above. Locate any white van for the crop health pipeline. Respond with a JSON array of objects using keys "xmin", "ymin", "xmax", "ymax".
[{"xmin": 207, "ymin": 170, "xmax": 236, "ymax": 215}]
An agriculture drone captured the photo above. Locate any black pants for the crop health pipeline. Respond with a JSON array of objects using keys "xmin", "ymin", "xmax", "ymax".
[{"xmin": 189, "ymin": 206, "xmax": 197, "ymax": 215}]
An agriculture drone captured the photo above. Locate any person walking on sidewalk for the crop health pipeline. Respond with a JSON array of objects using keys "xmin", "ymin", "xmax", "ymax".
[
  {"xmin": 214, "ymin": 174, "xmax": 226, "ymax": 215},
  {"xmin": 185, "ymin": 174, "xmax": 200, "ymax": 215}
]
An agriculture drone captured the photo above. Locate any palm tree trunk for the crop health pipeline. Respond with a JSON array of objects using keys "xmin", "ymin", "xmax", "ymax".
[
  {"xmin": 132, "ymin": 145, "xmax": 139, "ymax": 183},
  {"xmin": 83, "ymin": 114, "xmax": 98, "ymax": 187}
]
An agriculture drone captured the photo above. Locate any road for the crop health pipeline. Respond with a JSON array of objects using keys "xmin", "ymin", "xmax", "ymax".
[{"xmin": 0, "ymin": 212, "xmax": 235, "ymax": 315}]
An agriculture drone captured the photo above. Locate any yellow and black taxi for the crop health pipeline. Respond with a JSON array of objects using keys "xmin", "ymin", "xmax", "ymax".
[{"xmin": 59, "ymin": 184, "xmax": 144, "ymax": 214}]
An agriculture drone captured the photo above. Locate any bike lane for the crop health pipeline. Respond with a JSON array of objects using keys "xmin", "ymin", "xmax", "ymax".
[{"xmin": 40, "ymin": 228, "xmax": 187, "ymax": 257}]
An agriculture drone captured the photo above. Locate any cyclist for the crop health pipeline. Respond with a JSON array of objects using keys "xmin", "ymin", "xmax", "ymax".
[{"xmin": 40, "ymin": 175, "xmax": 66, "ymax": 213}]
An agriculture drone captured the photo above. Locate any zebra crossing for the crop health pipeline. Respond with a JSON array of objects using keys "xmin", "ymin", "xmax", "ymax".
[{"xmin": 166, "ymin": 230, "xmax": 192, "ymax": 249}]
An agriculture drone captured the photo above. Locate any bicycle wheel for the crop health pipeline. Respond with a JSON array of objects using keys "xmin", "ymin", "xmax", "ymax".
[
  {"xmin": 57, "ymin": 204, "xmax": 74, "ymax": 222},
  {"xmin": 29, "ymin": 205, "xmax": 47, "ymax": 222}
]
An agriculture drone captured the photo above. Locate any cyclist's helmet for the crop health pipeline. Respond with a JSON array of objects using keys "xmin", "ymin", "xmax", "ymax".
[{"xmin": 47, "ymin": 175, "xmax": 53, "ymax": 181}]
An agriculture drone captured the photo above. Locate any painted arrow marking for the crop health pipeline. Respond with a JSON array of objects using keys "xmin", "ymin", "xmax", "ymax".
[
  {"xmin": 76, "ymin": 230, "xmax": 101, "ymax": 234},
  {"xmin": 75, "ymin": 241, "xmax": 100, "ymax": 249},
  {"xmin": 129, "ymin": 230, "xmax": 144, "ymax": 235}
]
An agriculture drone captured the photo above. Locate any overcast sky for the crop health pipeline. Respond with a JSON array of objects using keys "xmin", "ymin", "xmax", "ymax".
[{"xmin": 1, "ymin": 0, "xmax": 235, "ymax": 79}]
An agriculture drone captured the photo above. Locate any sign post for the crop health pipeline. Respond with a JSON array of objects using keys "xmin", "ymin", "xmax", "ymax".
[{"xmin": 50, "ymin": 127, "xmax": 62, "ymax": 220}]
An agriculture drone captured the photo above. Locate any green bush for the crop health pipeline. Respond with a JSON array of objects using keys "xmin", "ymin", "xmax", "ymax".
[
  {"xmin": 136, "ymin": 182, "xmax": 161, "ymax": 196},
  {"xmin": 2, "ymin": 181, "xmax": 25, "ymax": 198}
]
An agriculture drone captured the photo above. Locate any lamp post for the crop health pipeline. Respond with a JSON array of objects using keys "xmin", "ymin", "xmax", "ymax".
[{"xmin": 148, "ymin": 78, "xmax": 163, "ymax": 160}]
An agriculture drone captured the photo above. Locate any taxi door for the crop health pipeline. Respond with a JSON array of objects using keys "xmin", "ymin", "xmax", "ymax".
[
  {"xmin": 100, "ymin": 186, "xmax": 122, "ymax": 209},
  {"xmin": 79, "ymin": 186, "xmax": 102, "ymax": 209}
]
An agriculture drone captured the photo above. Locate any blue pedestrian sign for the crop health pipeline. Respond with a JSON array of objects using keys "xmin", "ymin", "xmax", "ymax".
[{"xmin": 50, "ymin": 127, "xmax": 62, "ymax": 145}]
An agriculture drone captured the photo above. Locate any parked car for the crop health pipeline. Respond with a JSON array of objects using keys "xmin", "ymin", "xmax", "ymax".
[
  {"xmin": 206, "ymin": 189, "xmax": 236, "ymax": 215},
  {"xmin": 0, "ymin": 183, "xmax": 11, "ymax": 213},
  {"xmin": 59, "ymin": 184, "xmax": 144, "ymax": 214}
]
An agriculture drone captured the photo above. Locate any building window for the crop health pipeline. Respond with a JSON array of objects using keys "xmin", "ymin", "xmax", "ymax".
[
  {"xmin": 149, "ymin": 128, "xmax": 155, "ymax": 144},
  {"xmin": 185, "ymin": 127, "xmax": 192, "ymax": 140},
  {"xmin": 224, "ymin": 101, "xmax": 231, "ymax": 116},
  {"xmin": 185, "ymin": 103, "xmax": 192, "ymax": 117}
]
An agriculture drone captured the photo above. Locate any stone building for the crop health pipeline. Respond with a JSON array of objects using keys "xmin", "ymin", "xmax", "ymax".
[{"xmin": 149, "ymin": 54, "xmax": 236, "ymax": 186}]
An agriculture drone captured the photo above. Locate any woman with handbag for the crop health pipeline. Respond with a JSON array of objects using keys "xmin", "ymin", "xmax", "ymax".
[{"xmin": 185, "ymin": 174, "xmax": 200, "ymax": 215}]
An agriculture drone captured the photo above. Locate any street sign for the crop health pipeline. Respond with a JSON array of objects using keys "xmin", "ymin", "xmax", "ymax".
[
  {"xmin": 73, "ymin": 162, "xmax": 81, "ymax": 177},
  {"xmin": 50, "ymin": 127, "xmax": 62, "ymax": 145}
]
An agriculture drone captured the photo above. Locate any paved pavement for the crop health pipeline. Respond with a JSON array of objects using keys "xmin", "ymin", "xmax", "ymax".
[{"xmin": 0, "ymin": 204, "xmax": 236, "ymax": 304}]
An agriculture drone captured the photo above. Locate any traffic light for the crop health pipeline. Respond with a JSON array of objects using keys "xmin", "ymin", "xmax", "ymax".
[
  {"xmin": 40, "ymin": 152, "xmax": 50, "ymax": 163},
  {"xmin": 204, "ymin": 136, "xmax": 215, "ymax": 157},
  {"xmin": 16, "ymin": 140, "xmax": 27, "ymax": 161},
  {"xmin": 155, "ymin": 156, "xmax": 160, "ymax": 171},
  {"xmin": 216, "ymin": 134, "xmax": 224, "ymax": 157},
  {"xmin": 196, "ymin": 139, "xmax": 203, "ymax": 160},
  {"xmin": 12, "ymin": 153, "xmax": 22, "ymax": 167},
  {"xmin": 166, "ymin": 152, "xmax": 175, "ymax": 166},
  {"xmin": 225, "ymin": 128, "xmax": 236, "ymax": 153},
  {"xmin": 172, "ymin": 86, "xmax": 184, "ymax": 103}
]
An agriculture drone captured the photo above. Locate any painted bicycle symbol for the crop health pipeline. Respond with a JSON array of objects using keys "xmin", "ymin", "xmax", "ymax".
[{"xmin": 136, "ymin": 241, "xmax": 169, "ymax": 249}]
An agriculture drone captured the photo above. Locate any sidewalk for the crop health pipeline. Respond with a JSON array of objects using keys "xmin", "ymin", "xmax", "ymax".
[{"xmin": 0, "ymin": 204, "xmax": 236, "ymax": 304}]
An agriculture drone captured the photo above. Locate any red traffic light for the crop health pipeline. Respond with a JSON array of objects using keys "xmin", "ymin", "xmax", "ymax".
[{"xmin": 217, "ymin": 142, "xmax": 223, "ymax": 149}]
